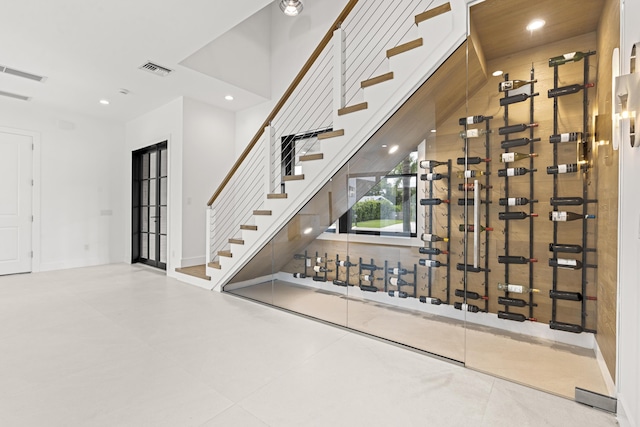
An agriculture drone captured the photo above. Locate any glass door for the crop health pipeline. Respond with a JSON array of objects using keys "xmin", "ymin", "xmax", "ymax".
[{"xmin": 132, "ymin": 142, "xmax": 168, "ymax": 270}]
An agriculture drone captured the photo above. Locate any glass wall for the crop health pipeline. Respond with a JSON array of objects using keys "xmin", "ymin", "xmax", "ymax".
[{"xmin": 226, "ymin": 0, "xmax": 618, "ymax": 404}]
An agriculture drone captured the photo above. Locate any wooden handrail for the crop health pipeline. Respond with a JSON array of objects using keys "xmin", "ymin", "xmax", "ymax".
[{"xmin": 207, "ymin": 0, "xmax": 360, "ymax": 206}]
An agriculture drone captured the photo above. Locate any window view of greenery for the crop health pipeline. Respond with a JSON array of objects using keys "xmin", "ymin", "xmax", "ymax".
[{"xmin": 341, "ymin": 151, "xmax": 418, "ymax": 237}]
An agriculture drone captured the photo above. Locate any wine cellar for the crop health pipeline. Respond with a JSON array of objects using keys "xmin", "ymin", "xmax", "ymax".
[{"xmin": 226, "ymin": 0, "xmax": 619, "ymax": 403}]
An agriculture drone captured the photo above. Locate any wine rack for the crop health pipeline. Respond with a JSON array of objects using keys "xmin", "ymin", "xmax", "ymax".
[
  {"xmin": 358, "ymin": 258, "xmax": 381, "ymax": 292},
  {"xmin": 332, "ymin": 254, "xmax": 354, "ymax": 287},
  {"xmin": 312, "ymin": 251, "xmax": 331, "ymax": 282},
  {"xmin": 458, "ymin": 116, "xmax": 492, "ymax": 312},
  {"xmin": 419, "ymin": 159, "xmax": 452, "ymax": 304},
  {"xmin": 549, "ymin": 50, "xmax": 598, "ymax": 334},
  {"xmin": 498, "ymin": 70, "xmax": 539, "ymax": 323},
  {"xmin": 385, "ymin": 261, "xmax": 417, "ymax": 297}
]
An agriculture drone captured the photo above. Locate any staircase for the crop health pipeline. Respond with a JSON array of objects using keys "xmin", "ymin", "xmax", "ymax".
[{"xmin": 203, "ymin": 0, "xmax": 469, "ymax": 291}]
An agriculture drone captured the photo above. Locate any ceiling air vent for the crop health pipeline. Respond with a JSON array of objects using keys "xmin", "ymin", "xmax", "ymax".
[
  {"xmin": 138, "ymin": 61, "xmax": 174, "ymax": 77},
  {"xmin": 0, "ymin": 65, "xmax": 47, "ymax": 82},
  {"xmin": 0, "ymin": 90, "xmax": 31, "ymax": 101}
]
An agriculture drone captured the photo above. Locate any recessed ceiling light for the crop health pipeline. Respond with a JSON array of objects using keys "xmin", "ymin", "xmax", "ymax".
[
  {"xmin": 389, "ymin": 145, "xmax": 399, "ymax": 154},
  {"xmin": 225, "ymin": 95, "xmax": 234, "ymax": 101},
  {"xmin": 99, "ymin": 99, "xmax": 110, "ymax": 105},
  {"xmin": 381, "ymin": 144, "xmax": 388, "ymax": 148},
  {"xmin": 526, "ymin": 19, "xmax": 545, "ymax": 31},
  {"xmin": 303, "ymin": 227, "xmax": 313, "ymax": 234},
  {"xmin": 492, "ymin": 70, "xmax": 504, "ymax": 77},
  {"xmin": 280, "ymin": 0, "xmax": 303, "ymax": 16},
  {"xmin": 430, "ymin": 129, "xmax": 437, "ymax": 133}
]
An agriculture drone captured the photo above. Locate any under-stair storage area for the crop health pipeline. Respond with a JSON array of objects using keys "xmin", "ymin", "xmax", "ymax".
[{"xmin": 213, "ymin": 0, "xmax": 620, "ymax": 409}]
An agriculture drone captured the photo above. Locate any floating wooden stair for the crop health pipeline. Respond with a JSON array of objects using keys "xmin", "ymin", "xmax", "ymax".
[
  {"xmin": 338, "ymin": 102, "xmax": 368, "ymax": 116},
  {"xmin": 415, "ymin": 2, "xmax": 451, "ymax": 24},
  {"xmin": 318, "ymin": 129, "xmax": 344, "ymax": 140},
  {"xmin": 386, "ymin": 38, "xmax": 423, "ymax": 58},
  {"xmin": 299, "ymin": 153, "xmax": 324, "ymax": 162},
  {"xmin": 218, "ymin": 250, "xmax": 233, "ymax": 258},
  {"xmin": 283, "ymin": 174, "xmax": 304, "ymax": 182},
  {"xmin": 240, "ymin": 225, "xmax": 258, "ymax": 231},
  {"xmin": 208, "ymin": 261, "xmax": 221, "ymax": 270},
  {"xmin": 229, "ymin": 238, "xmax": 244, "ymax": 245},
  {"xmin": 253, "ymin": 210, "xmax": 272, "ymax": 216},
  {"xmin": 267, "ymin": 193, "xmax": 288, "ymax": 199},
  {"xmin": 361, "ymin": 72, "xmax": 394, "ymax": 88},
  {"xmin": 176, "ymin": 265, "xmax": 211, "ymax": 280}
]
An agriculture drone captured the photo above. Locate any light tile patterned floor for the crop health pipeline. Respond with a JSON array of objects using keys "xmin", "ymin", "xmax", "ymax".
[{"xmin": 0, "ymin": 264, "xmax": 618, "ymax": 426}]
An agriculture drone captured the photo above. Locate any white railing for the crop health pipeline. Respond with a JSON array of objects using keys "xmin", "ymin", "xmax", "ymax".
[{"xmin": 208, "ymin": 0, "xmax": 441, "ymax": 265}]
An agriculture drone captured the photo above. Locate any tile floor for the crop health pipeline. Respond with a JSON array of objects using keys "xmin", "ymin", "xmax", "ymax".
[{"xmin": 0, "ymin": 264, "xmax": 618, "ymax": 426}]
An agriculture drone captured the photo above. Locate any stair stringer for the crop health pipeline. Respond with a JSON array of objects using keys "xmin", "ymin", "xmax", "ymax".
[{"xmin": 206, "ymin": 0, "xmax": 469, "ymax": 291}]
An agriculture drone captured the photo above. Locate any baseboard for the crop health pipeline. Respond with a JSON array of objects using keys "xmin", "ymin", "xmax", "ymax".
[
  {"xmin": 223, "ymin": 274, "xmax": 275, "ymax": 292},
  {"xmin": 39, "ymin": 257, "xmax": 112, "ymax": 272},
  {"xmin": 181, "ymin": 256, "xmax": 206, "ymax": 268},
  {"xmin": 594, "ymin": 340, "xmax": 617, "ymax": 396}
]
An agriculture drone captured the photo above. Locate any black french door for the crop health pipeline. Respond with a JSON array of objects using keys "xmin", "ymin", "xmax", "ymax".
[{"xmin": 132, "ymin": 142, "xmax": 167, "ymax": 270}]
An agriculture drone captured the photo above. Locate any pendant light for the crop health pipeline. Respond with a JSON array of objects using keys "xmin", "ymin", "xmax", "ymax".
[{"xmin": 279, "ymin": 0, "xmax": 303, "ymax": 16}]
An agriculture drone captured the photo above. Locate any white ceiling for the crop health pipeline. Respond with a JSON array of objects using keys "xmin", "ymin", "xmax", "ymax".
[{"xmin": 0, "ymin": 0, "xmax": 275, "ymax": 123}]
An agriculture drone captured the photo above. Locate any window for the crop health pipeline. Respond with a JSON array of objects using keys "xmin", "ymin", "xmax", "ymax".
[{"xmin": 338, "ymin": 151, "xmax": 418, "ymax": 237}]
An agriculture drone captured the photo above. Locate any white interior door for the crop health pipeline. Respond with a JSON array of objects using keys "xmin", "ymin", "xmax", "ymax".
[{"xmin": 0, "ymin": 131, "xmax": 33, "ymax": 275}]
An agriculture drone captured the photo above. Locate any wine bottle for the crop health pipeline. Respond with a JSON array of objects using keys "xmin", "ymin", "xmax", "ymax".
[
  {"xmin": 315, "ymin": 257, "xmax": 333, "ymax": 263},
  {"xmin": 419, "ymin": 296, "xmax": 442, "ymax": 305},
  {"xmin": 499, "ymin": 197, "xmax": 533, "ymax": 206},
  {"xmin": 292, "ymin": 272, "xmax": 307, "ymax": 279},
  {"xmin": 421, "ymin": 233, "xmax": 449, "ymax": 242},
  {"xmin": 498, "ymin": 79, "xmax": 537, "ymax": 92},
  {"xmin": 459, "ymin": 129, "xmax": 490, "ymax": 139},
  {"xmin": 457, "ymin": 198, "xmax": 490, "ymax": 206},
  {"xmin": 455, "ymin": 289, "xmax": 487, "ymax": 300},
  {"xmin": 456, "ymin": 170, "xmax": 488, "ymax": 179},
  {"xmin": 498, "ymin": 211, "xmax": 538, "ymax": 220},
  {"xmin": 501, "ymin": 137, "xmax": 541, "ymax": 149},
  {"xmin": 546, "ymin": 163, "xmax": 580, "ymax": 174},
  {"xmin": 459, "ymin": 224, "xmax": 493, "ymax": 232},
  {"xmin": 498, "ymin": 123, "xmax": 538, "ymax": 135},
  {"xmin": 294, "ymin": 254, "xmax": 310, "ymax": 260},
  {"xmin": 549, "ymin": 321, "xmax": 583, "ymax": 334},
  {"xmin": 420, "ymin": 198, "xmax": 450, "ymax": 206},
  {"xmin": 549, "ymin": 211, "xmax": 596, "ymax": 221},
  {"xmin": 388, "ymin": 267, "xmax": 408, "ymax": 275},
  {"xmin": 336, "ymin": 260, "xmax": 356, "ymax": 267},
  {"xmin": 332, "ymin": 279, "xmax": 348, "ymax": 287},
  {"xmin": 313, "ymin": 265, "xmax": 332, "ymax": 273},
  {"xmin": 549, "ymin": 243, "xmax": 583, "ymax": 253},
  {"xmin": 420, "ymin": 160, "xmax": 448, "ymax": 169},
  {"xmin": 456, "ymin": 157, "xmax": 491, "ymax": 165},
  {"xmin": 454, "ymin": 302, "xmax": 480, "ymax": 313},
  {"xmin": 500, "ymin": 152, "xmax": 538, "ymax": 163},
  {"xmin": 498, "ymin": 256, "xmax": 537, "ymax": 264},
  {"xmin": 549, "ymin": 132, "xmax": 582, "ymax": 143},
  {"xmin": 498, "ymin": 296, "xmax": 527, "ymax": 307},
  {"xmin": 497, "ymin": 167, "xmax": 537, "ymax": 177},
  {"xmin": 419, "ymin": 259, "xmax": 446, "ymax": 268},
  {"xmin": 549, "ymin": 258, "xmax": 583, "ymax": 270},
  {"xmin": 312, "ymin": 276, "xmax": 327, "ymax": 282},
  {"xmin": 500, "ymin": 92, "xmax": 539, "ymax": 106},
  {"xmin": 549, "ymin": 290, "xmax": 583, "ymax": 301},
  {"xmin": 360, "ymin": 263, "xmax": 380, "ymax": 270},
  {"xmin": 459, "ymin": 115, "xmax": 489, "ymax": 125},
  {"xmin": 548, "ymin": 83, "xmax": 594, "ymax": 98},
  {"xmin": 359, "ymin": 285, "xmax": 378, "ymax": 293},
  {"xmin": 549, "ymin": 51, "xmax": 588, "ymax": 67},
  {"xmin": 418, "ymin": 247, "xmax": 449, "ymax": 255},
  {"xmin": 550, "ymin": 197, "xmax": 584, "ymax": 206},
  {"xmin": 389, "ymin": 277, "xmax": 410, "ymax": 286},
  {"xmin": 420, "ymin": 173, "xmax": 447, "ymax": 181},
  {"xmin": 388, "ymin": 290, "xmax": 408, "ymax": 298},
  {"xmin": 458, "ymin": 183, "xmax": 492, "ymax": 191},
  {"xmin": 498, "ymin": 311, "xmax": 535, "ymax": 322},
  {"xmin": 497, "ymin": 283, "xmax": 540, "ymax": 294},
  {"xmin": 360, "ymin": 274, "xmax": 381, "ymax": 281},
  {"xmin": 456, "ymin": 263, "xmax": 488, "ymax": 273}
]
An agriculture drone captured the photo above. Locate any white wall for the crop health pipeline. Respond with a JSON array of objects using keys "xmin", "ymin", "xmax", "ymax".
[
  {"xmin": 618, "ymin": 1, "xmax": 640, "ymax": 425},
  {"xmin": 182, "ymin": 98, "xmax": 235, "ymax": 265},
  {"xmin": 125, "ymin": 97, "xmax": 183, "ymax": 272},
  {"xmin": 0, "ymin": 100, "xmax": 125, "ymax": 271}
]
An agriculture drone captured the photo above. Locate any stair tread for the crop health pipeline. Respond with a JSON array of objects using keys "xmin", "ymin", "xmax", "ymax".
[
  {"xmin": 386, "ymin": 38, "xmax": 423, "ymax": 58},
  {"xmin": 175, "ymin": 265, "xmax": 211, "ymax": 280},
  {"xmin": 229, "ymin": 238, "xmax": 245, "ymax": 245},
  {"xmin": 267, "ymin": 193, "xmax": 288, "ymax": 199},
  {"xmin": 338, "ymin": 102, "xmax": 368, "ymax": 116},
  {"xmin": 240, "ymin": 225, "xmax": 258, "ymax": 230},
  {"xmin": 208, "ymin": 261, "xmax": 221, "ymax": 270},
  {"xmin": 253, "ymin": 210, "xmax": 272, "ymax": 215},
  {"xmin": 415, "ymin": 2, "xmax": 451, "ymax": 24},
  {"xmin": 283, "ymin": 174, "xmax": 305, "ymax": 182},
  {"xmin": 218, "ymin": 250, "xmax": 233, "ymax": 257},
  {"xmin": 318, "ymin": 129, "xmax": 345, "ymax": 140},
  {"xmin": 299, "ymin": 153, "xmax": 324, "ymax": 162},
  {"xmin": 361, "ymin": 72, "xmax": 394, "ymax": 88}
]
